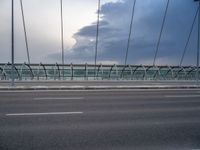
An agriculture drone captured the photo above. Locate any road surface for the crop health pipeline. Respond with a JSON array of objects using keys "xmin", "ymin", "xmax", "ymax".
[{"xmin": 0, "ymin": 89, "xmax": 200, "ymax": 150}]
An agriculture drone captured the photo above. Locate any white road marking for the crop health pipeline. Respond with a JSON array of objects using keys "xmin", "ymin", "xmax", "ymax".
[
  {"xmin": 6, "ymin": 112, "xmax": 83, "ymax": 116},
  {"xmin": 34, "ymin": 97, "xmax": 84, "ymax": 100},
  {"xmin": 0, "ymin": 89, "xmax": 200, "ymax": 93},
  {"xmin": 165, "ymin": 95, "xmax": 200, "ymax": 98}
]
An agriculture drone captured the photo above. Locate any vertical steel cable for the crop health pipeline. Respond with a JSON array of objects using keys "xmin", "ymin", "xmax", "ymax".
[
  {"xmin": 94, "ymin": 0, "xmax": 101, "ymax": 78},
  {"xmin": 11, "ymin": 0, "xmax": 15, "ymax": 86},
  {"xmin": 60, "ymin": 0, "xmax": 64, "ymax": 78},
  {"xmin": 153, "ymin": 0, "xmax": 170, "ymax": 66},
  {"xmin": 197, "ymin": 1, "xmax": 200, "ymax": 82},
  {"xmin": 124, "ymin": 0, "xmax": 137, "ymax": 66},
  {"xmin": 180, "ymin": 7, "xmax": 199, "ymax": 66},
  {"xmin": 20, "ymin": 0, "xmax": 30, "ymax": 64}
]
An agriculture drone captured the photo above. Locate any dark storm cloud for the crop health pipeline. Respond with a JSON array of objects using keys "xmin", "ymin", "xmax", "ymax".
[
  {"xmin": 63, "ymin": 0, "xmax": 198, "ymax": 65},
  {"xmin": 75, "ymin": 21, "xmax": 115, "ymax": 38}
]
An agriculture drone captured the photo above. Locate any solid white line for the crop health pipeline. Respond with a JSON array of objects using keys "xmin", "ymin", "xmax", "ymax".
[
  {"xmin": 165, "ymin": 95, "xmax": 200, "ymax": 98},
  {"xmin": 6, "ymin": 112, "xmax": 83, "ymax": 116},
  {"xmin": 0, "ymin": 89, "xmax": 200, "ymax": 93},
  {"xmin": 34, "ymin": 97, "xmax": 84, "ymax": 100}
]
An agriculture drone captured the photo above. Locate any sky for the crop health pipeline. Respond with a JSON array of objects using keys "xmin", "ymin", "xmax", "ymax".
[{"xmin": 0, "ymin": 0, "xmax": 198, "ymax": 66}]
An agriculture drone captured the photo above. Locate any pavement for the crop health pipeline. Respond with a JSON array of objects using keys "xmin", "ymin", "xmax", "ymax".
[
  {"xmin": 0, "ymin": 80, "xmax": 200, "ymax": 90},
  {"xmin": 0, "ymin": 89, "xmax": 200, "ymax": 150}
]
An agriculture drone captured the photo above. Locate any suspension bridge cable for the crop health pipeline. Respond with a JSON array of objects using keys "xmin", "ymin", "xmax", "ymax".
[
  {"xmin": 11, "ymin": 0, "xmax": 15, "ymax": 86},
  {"xmin": 197, "ymin": 1, "xmax": 200, "ymax": 82},
  {"xmin": 180, "ymin": 7, "xmax": 199, "ymax": 66},
  {"xmin": 20, "ymin": 0, "xmax": 30, "ymax": 64},
  {"xmin": 153, "ymin": 0, "xmax": 170, "ymax": 66},
  {"xmin": 60, "ymin": 0, "xmax": 64, "ymax": 78},
  {"xmin": 124, "ymin": 0, "xmax": 137, "ymax": 66},
  {"xmin": 94, "ymin": 0, "xmax": 101, "ymax": 78}
]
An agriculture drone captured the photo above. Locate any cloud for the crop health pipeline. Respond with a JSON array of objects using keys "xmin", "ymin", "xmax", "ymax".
[
  {"xmin": 57, "ymin": 0, "xmax": 198, "ymax": 65},
  {"xmin": 0, "ymin": 0, "xmax": 198, "ymax": 65}
]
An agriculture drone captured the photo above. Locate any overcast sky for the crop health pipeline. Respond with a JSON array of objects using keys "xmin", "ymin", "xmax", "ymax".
[{"xmin": 0, "ymin": 0, "xmax": 198, "ymax": 65}]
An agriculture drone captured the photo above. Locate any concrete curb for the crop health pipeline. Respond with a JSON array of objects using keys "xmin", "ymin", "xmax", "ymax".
[{"xmin": 0, "ymin": 85, "xmax": 200, "ymax": 90}]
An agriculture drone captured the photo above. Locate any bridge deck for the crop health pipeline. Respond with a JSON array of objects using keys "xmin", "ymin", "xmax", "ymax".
[{"xmin": 0, "ymin": 80, "xmax": 199, "ymax": 90}]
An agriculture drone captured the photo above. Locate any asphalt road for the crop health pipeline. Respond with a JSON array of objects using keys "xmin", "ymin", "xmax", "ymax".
[{"xmin": 0, "ymin": 89, "xmax": 200, "ymax": 150}]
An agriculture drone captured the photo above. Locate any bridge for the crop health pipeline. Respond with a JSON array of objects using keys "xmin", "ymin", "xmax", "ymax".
[
  {"xmin": 1, "ymin": 1, "xmax": 200, "ymax": 150},
  {"xmin": 1, "ymin": 0, "xmax": 200, "ymax": 85}
]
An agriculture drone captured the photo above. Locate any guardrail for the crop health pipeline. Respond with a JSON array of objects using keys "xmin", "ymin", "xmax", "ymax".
[{"xmin": 0, "ymin": 63, "xmax": 199, "ymax": 81}]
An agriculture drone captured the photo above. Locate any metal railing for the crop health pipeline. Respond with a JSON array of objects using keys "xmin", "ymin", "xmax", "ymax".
[{"xmin": 0, "ymin": 63, "xmax": 199, "ymax": 81}]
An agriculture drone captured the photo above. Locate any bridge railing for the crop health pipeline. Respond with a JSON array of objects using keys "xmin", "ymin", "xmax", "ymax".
[{"xmin": 0, "ymin": 63, "xmax": 199, "ymax": 81}]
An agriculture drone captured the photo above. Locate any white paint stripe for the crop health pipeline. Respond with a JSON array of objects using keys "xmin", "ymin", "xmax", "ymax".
[
  {"xmin": 34, "ymin": 97, "xmax": 84, "ymax": 100},
  {"xmin": 6, "ymin": 112, "xmax": 83, "ymax": 116},
  {"xmin": 0, "ymin": 89, "xmax": 200, "ymax": 93},
  {"xmin": 165, "ymin": 95, "xmax": 200, "ymax": 98}
]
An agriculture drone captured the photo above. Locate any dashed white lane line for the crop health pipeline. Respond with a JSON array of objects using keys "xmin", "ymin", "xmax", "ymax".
[
  {"xmin": 164, "ymin": 95, "xmax": 200, "ymax": 98},
  {"xmin": 34, "ymin": 97, "xmax": 84, "ymax": 100},
  {"xmin": 6, "ymin": 112, "xmax": 83, "ymax": 116}
]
